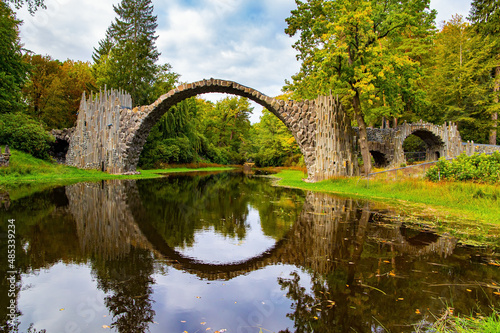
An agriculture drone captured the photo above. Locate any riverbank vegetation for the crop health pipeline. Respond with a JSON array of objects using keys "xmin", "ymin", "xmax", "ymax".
[
  {"xmin": 272, "ymin": 169, "xmax": 500, "ymax": 245},
  {"xmin": 0, "ymin": 149, "xmax": 233, "ymax": 191}
]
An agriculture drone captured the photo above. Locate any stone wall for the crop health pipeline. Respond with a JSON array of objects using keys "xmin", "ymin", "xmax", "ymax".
[
  {"xmin": 310, "ymin": 95, "xmax": 359, "ymax": 181},
  {"xmin": 66, "ymin": 88, "xmax": 133, "ymax": 173},
  {"xmin": 0, "ymin": 146, "xmax": 11, "ymax": 167},
  {"xmin": 463, "ymin": 142, "xmax": 500, "ymax": 155}
]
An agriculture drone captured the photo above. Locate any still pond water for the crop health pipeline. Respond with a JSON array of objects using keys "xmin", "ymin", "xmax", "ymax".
[{"xmin": 1, "ymin": 171, "xmax": 499, "ymax": 333}]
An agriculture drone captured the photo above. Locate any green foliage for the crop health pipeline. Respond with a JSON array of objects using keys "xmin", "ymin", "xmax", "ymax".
[
  {"xmin": 248, "ymin": 109, "xmax": 302, "ymax": 167},
  {"xmin": 0, "ymin": 113, "xmax": 54, "ymax": 159},
  {"xmin": 0, "ymin": 1, "xmax": 29, "ymax": 113},
  {"xmin": 426, "ymin": 152, "xmax": 500, "ymax": 183},
  {"xmin": 22, "ymin": 55, "xmax": 96, "ymax": 129},
  {"xmin": 469, "ymin": 0, "xmax": 500, "ymax": 36},
  {"xmin": 422, "ymin": 16, "xmax": 500, "ymax": 143},
  {"xmin": 403, "ymin": 134, "xmax": 426, "ymax": 152},
  {"xmin": 284, "ymin": 0, "xmax": 436, "ymax": 173},
  {"xmin": 92, "ymin": 0, "xmax": 174, "ymax": 106},
  {"xmin": 139, "ymin": 98, "xmax": 205, "ymax": 168}
]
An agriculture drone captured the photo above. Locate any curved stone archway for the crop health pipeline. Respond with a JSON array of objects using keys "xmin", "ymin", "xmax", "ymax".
[
  {"xmin": 120, "ymin": 79, "xmax": 314, "ymax": 174},
  {"xmin": 393, "ymin": 122, "xmax": 463, "ymax": 167},
  {"xmin": 66, "ymin": 79, "xmax": 360, "ymax": 181}
]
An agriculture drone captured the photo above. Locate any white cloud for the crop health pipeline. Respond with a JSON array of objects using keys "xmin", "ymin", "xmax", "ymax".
[{"xmin": 430, "ymin": 0, "xmax": 472, "ymax": 27}]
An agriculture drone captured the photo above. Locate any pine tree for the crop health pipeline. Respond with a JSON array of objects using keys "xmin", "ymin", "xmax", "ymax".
[
  {"xmin": 469, "ymin": 0, "xmax": 500, "ymax": 144},
  {"xmin": 93, "ymin": 0, "xmax": 160, "ymax": 106},
  {"xmin": 0, "ymin": 1, "xmax": 29, "ymax": 113}
]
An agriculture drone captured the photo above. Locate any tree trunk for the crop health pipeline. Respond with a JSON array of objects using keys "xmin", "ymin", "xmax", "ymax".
[
  {"xmin": 490, "ymin": 66, "xmax": 499, "ymax": 145},
  {"xmin": 352, "ymin": 91, "xmax": 372, "ymax": 175}
]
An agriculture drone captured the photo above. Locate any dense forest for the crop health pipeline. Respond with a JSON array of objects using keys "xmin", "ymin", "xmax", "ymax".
[{"xmin": 0, "ymin": 0, "xmax": 498, "ymax": 170}]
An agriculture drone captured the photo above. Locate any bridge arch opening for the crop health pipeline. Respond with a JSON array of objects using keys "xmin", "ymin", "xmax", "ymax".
[
  {"xmin": 403, "ymin": 130, "xmax": 444, "ymax": 163},
  {"xmin": 369, "ymin": 150, "xmax": 388, "ymax": 168},
  {"xmin": 122, "ymin": 80, "xmax": 311, "ymax": 174}
]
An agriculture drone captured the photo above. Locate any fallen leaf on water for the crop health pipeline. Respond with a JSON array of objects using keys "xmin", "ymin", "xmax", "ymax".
[
  {"xmin": 201, "ymin": 322, "xmax": 206, "ymax": 325},
  {"xmin": 206, "ymin": 328, "xmax": 211, "ymax": 331},
  {"xmin": 102, "ymin": 325, "xmax": 110, "ymax": 329},
  {"xmin": 183, "ymin": 331, "xmax": 188, "ymax": 333},
  {"xmin": 196, "ymin": 296, "xmax": 201, "ymax": 299},
  {"xmin": 59, "ymin": 308, "xmax": 65, "ymax": 311}
]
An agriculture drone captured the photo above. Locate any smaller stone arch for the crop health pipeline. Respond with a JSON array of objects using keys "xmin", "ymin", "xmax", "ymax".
[
  {"xmin": 391, "ymin": 121, "xmax": 462, "ymax": 168},
  {"xmin": 368, "ymin": 141, "xmax": 394, "ymax": 168}
]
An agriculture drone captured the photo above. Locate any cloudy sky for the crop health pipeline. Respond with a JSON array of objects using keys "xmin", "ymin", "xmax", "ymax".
[{"xmin": 16, "ymin": 0, "xmax": 472, "ymax": 122}]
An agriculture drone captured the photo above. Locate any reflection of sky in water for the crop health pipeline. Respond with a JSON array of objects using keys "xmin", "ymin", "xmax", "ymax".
[
  {"xmin": 175, "ymin": 206, "xmax": 277, "ymax": 264},
  {"xmin": 17, "ymin": 262, "xmax": 310, "ymax": 333},
  {"xmin": 18, "ymin": 264, "xmax": 111, "ymax": 333}
]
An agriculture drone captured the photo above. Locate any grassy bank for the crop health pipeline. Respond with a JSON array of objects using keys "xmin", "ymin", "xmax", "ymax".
[
  {"xmin": 416, "ymin": 308, "xmax": 500, "ymax": 332},
  {"xmin": 272, "ymin": 169, "xmax": 500, "ymax": 245},
  {"xmin": 0, "ymin": 149, "xmax": 234, "ymax": 194}
]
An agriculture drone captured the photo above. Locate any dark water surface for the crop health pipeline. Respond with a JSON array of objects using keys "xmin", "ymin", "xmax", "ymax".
[{"xmin": 0, "ymin": 171, "xmax": 499, "ymax": 332}]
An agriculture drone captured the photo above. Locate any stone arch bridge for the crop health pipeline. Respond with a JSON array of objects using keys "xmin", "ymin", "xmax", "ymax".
[
  {"xmin": 63, "ymin": 79, "xmax": 499, "ymax": 180},
  {"xmin": 66, "ymin": 79, "xmax": 358, "ymax": 181}
]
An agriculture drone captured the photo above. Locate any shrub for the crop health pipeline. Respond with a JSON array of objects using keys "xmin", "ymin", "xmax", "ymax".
[
  {"xmin": 0, "ymin": 112, "xmax": 54, "ymax": 159},
  {"xmin": 426, "ymin": 152, "xmax": 500, "ymax": 183}
]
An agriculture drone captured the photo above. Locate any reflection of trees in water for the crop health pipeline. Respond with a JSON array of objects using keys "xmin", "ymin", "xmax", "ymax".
[
  {"xmin": 277, "ymin": 192, "xmax": 496, "ymax": 333},
  {"xmin": 91, "ymin": 248, "xmax": 155, "ymax": 333},
  {"xmin": 66, "ymin": 180, "xmax": 157, "ymax": 333},
  {"xmin": 1, "ymin": 174, "xmax": 498, "ymax": 333},
  {"xmin": 133, "ymin": 172, "xmax": 304, "ymax": 248}
]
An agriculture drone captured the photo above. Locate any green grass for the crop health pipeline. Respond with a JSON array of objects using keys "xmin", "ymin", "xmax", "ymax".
[
  {"xmin": 416, "ymin": 309, "xmax": 500, "ymax": 332},
  {"xmin": 272, "ymin": 169, "xmax": 500, "ymax": 246},
  {"xmin": 0, "ymin": 149, "xmax": 234, "ymax": 194}
]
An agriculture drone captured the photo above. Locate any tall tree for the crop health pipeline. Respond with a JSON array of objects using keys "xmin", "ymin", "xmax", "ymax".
[
  {"xmin": 423, "ymin": 16, "xmax": 498, "ymax": 143},
  {"xmin": 469, "ymin": 0, "xmax": 500, "ymax": 145},
  {"xmin": 0, "ymin": 1, "xmax": 29, "ymax": 113},
  {"xmin": 93, "ymin": 0, "xmax": 161, "ymax": 106},
  {"xmin": 284, "ymin": 0, "xmax": 436, "ymax": 173}
]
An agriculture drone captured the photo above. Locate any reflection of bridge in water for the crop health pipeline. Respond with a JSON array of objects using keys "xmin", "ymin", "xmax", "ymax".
[{"xmin": 66, "ymin": 180, "xmax": 457, "ymax": 280}]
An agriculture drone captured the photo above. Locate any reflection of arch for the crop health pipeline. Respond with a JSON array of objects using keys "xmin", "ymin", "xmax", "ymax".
[{"xmin": 68, "ymin": 178, "xmax": 459, "ymax": 280}]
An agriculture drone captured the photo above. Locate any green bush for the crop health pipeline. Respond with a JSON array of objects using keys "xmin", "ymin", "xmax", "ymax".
[
  {"xmin": 426, "ymin": 152, "xmax": 500, "ymax": 183},
  {"xmin": 0, "ymin": 112, "xmax": 54, "ymax": 159}
]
